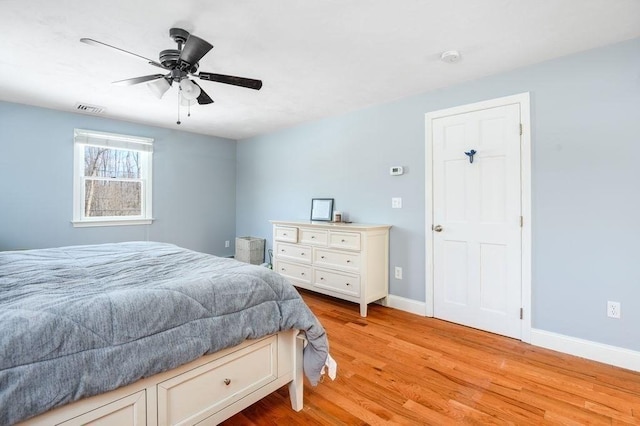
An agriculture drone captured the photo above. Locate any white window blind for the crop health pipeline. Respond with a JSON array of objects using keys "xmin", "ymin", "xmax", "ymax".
[{"xmin": 74, "ymin": 129, "xmax": 153, "ymax": 152}]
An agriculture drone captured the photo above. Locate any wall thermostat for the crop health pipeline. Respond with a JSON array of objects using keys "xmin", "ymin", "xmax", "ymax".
[{"xmin": 390, "ymin": 166, "xmax": 404, "ymax": 176}]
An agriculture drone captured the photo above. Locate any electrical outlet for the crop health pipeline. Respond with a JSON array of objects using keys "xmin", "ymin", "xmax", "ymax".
[
  {"xmin": 225, "ymin": 240, "xmax": 230, "ymax": 248},
  {"xmin": 392, "ymin": 197, "xmax": 402, "ymax": 209},
  {"xmin": 607, "ymin": 301, "xmax": 621, "ymax": 319},
  {"xmin": 394, "ymin": 266, "xmax": 403, "ymax": 279}
]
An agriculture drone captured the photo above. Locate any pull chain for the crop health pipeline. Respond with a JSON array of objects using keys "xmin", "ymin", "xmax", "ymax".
[{"xmin": 176, "ymin": 89, "xmax": 181, "ymax": 125}]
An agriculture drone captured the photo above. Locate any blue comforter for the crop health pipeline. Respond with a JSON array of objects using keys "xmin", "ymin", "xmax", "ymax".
[{"xmin": 0, "ymin": 242, "xmax": 329, "ymax": 424}]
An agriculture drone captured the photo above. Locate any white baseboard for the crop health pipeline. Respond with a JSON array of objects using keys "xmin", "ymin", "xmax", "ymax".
[
  {"xmin": 385, "ymin": 294, "xmax": 428, "ymax": 316},
  {"xmin": 531, "ymin": 328, "xmax": 640, "ymax": 373},
  {"xmin": 382, "ymin": 297, "xmax": 640, "ymax": 373}
]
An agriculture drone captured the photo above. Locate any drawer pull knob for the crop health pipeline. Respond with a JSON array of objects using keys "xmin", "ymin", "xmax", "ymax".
[
  {"xmin": 281, "ymin": 249, "xmax": 285, "ymax": 252},
  {"xmin": 301, "ymin": 272, "xmax": 305, "ymax": 276},
  {"xmin": 281, "ymin": 268, "xmax": 286, "ymax": 271},
  {"xmin": 321, "ymin": 256, "xmax": 325, "ymax": 259},
  {"xmin": 341, "ymin": 239, "xmax": 346, "ymax": 242},
  {"xmin": 283, "ymin": 233, "xmax": 287, "ymax": 236},
  {"xmin": 224, "ymin": 378, "xmax": 231, "ymax": 386},
  {"xmin": 320, "ymin": 277, "xmax": 324, "ymax": 280},
  {"xmin": 301, "ymin": 252, "xmax": 305, "ymax": 255},
  {"xmin": 311, "ymin": 236, "xmax": 316, "ymax": 239},
  {"xmin": 346, "ymin": 283, "xmax": 351, "ymax": 286},
  {"xmin": 346, "ymin": 260, "xmax": 351, "ymax": 263}
]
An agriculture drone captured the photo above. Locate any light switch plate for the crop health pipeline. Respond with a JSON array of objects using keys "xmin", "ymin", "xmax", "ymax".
[{"xmin": 392, "ymin": 197, "xmax": 402, "ymax": 208}]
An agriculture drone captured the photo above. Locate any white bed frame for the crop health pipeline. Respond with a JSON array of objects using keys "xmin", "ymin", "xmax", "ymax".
[{"xmin": 20, "ymin": 330, "xmax": 304, "ymax": 425}]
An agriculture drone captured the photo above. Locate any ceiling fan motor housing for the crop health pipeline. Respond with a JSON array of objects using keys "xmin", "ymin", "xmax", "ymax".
[
  {"xmin": 169, "ymin": 28, "xmax": 190, "ymax": 45},
  {"xmin": 159, "ymin": 49, "xmax": 180, "ymax": 68},
  {"xmin": 160, "ymin": 51, "xmax": 199, "ymax": 77}
]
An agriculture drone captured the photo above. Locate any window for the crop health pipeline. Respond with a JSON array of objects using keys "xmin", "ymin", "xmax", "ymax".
[{"xmin": 73, "ymin": 129, "xmax": 153, "ymax": 227}]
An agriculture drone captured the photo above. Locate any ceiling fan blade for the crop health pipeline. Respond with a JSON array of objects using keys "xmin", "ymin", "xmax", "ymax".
[
  {"xmin": 179, "ymin": 35, "xmax": 213, "ymax": 65},
  {"xmin": 80, "ymin": 38, "xmax": 167, "ymax": 70},
  {"xmin": 193, "ymin": 81, "xmax": 214, "ymax": 104},
  {"xmin": 197, "ymin": 72, "xmax": 263, "ymax": 90},
  {"xmin": 112, "ymin": 74, "xmax": 165, "ymax": 86}
]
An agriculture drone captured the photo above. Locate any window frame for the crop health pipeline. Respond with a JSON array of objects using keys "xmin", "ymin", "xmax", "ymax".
[{"xmin": 72, "ymin": 129, "xmax": 154, "ymax": 227}]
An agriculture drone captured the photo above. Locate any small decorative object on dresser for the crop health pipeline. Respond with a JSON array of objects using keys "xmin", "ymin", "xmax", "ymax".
[{"xmin": 271, "ymin": 220, "xmax": 391, "ymax": 317}]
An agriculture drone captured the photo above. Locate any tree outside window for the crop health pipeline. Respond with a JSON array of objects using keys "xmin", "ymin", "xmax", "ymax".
[{"xmin": 73, "ymin": 129, "xmax": 153, "ymax": 227}]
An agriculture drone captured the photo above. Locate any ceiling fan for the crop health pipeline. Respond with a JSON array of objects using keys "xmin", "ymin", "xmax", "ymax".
[{"xmin": 80, "ymin": 28, "xmax": 262, "ymax": 112}]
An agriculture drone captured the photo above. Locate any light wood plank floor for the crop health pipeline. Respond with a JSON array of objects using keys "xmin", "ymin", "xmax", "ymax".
[{"xmin": 222, "ymin": 290, "xmax": 640, "ymax": 425}]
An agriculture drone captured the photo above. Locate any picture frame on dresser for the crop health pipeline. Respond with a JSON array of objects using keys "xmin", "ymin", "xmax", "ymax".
[{"xmin": 310, "ymin": 198, "xmax": 334, "ymax": 221}]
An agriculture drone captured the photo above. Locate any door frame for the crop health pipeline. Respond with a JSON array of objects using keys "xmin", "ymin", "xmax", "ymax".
[{"xmin": 425, "ymin": 92, "xmax": 532, "ymax": 343}]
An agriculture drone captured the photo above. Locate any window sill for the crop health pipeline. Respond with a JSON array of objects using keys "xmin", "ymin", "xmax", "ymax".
[{"xmin": 71, "ymin": 218, "xmax": 154, "ymax": 228}]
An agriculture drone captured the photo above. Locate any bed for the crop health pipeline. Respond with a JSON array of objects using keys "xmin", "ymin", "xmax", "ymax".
[{"xmin": 0, "ymin": 241, "xmax": 331, "ymax": 425}]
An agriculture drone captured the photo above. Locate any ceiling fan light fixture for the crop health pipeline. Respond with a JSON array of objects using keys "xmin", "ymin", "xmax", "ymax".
[
  {"xmin": 180, "ymin": 95, "xmax": 197, "ymax": 107},
  {"xmin": 147, "ymin": 78, "xmax": 171, "ymax": 99},
  {"xmin": 179, "ymin": 78, "xmax": 201, "ymax": 101}
]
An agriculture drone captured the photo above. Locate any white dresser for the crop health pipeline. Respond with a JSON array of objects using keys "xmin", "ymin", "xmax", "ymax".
[{"xmin": 271, "ymin": 220, "xmax": 391, "ymax": 317}]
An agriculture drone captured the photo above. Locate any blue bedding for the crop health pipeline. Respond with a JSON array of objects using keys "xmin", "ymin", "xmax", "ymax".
[{"xmin": 0, "ymin": 242, "xmax": 329, "ymax": 425}]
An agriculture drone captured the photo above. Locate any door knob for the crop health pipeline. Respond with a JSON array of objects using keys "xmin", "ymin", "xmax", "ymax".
[{"xmin": 433, "ymin": 225, "xmax": 443, "ymax": 232}]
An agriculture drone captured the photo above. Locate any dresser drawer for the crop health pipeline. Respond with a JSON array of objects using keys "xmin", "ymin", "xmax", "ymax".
[
  {"xmin": 299, "ymin": 228, "xmax": 328, "ymax": 246},
  {"xmin": 275, "ymin": 260, "xmax": 312, "ymax": 284},
  {"xmin": 275, "ymin": 242, "xmax": 312, "ymax": 264},
  {"xmin": 274, "ymin": 226, "xmax": 298, "ymax": 243},
  {"xmin": 157, "ymin": 336, "xmax": 277, "ymax": 425},
  {"xmin": 329, "ymin": 231, "xmax": 361, "ymax": 250},
  {"xmin": 314, "ymin": 269, "xmax": 360, "ymax": 297},
  {"xmin": 314, "ymin": 248, "xmax": 361, "ymax": 272}
]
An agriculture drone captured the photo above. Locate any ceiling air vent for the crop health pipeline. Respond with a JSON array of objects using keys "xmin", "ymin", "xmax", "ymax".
[{"xmin": 74, "ymin": 103, "xmax": 106, "ymax": 115}]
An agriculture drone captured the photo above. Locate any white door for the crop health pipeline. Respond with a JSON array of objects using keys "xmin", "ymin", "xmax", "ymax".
[{"xmin": 431, "ymin": 102, "xmax": 522, "ymax": 339}]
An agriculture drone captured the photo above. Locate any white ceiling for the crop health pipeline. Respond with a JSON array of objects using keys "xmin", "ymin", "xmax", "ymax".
[{"xmin": 1, "ymin": 0, "xmax": 639, "ymax": 140}]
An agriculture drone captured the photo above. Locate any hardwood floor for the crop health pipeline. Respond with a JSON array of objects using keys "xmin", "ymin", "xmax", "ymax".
[{"xmin": 222, "ymin": 290, "xmax": 640, "ymax": 425}]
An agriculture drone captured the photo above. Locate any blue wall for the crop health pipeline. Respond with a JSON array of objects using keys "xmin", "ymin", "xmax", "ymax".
[
  {"xmin": 236, "ymin": 38, "xmax": 640, "ymax": 351},
  {"xmin": 0, "ymin": 102, "xmax": 237, "ymax": 256},
  {"xmin": 1, "ymin": 38, "xmax": 638, "ymax": 353}
]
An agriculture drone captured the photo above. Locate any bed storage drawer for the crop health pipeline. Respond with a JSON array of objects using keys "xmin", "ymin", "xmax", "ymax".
[
  {"xmin": 57, "ymin": 391, "xmax": 146, "ymax": 426},
  {"xmin": 157, "ymin": 336, "xmax": 277, "ymax": 426},
  {"xmin": 19, "ymin": 330, "xmax": 303, "ymax": 426}
]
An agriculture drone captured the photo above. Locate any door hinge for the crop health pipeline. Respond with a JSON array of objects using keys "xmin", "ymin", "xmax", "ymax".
[
  {"xmin": 520, "ymin": 216, "xmax": 523, "ymax": 227},
  {"xmin": 520, "ymin": 308, "xmax": 523, "ymax": 320},
  {"xmin": 519, "ymin": 123, "xmax": 523, "ymax": 135}
]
